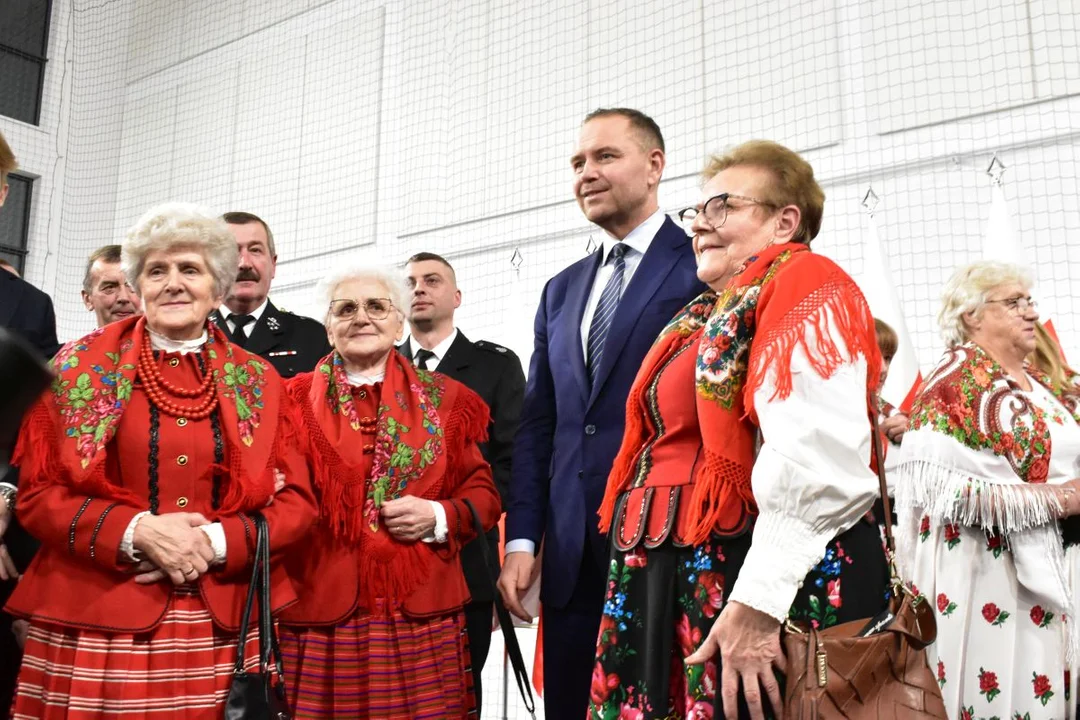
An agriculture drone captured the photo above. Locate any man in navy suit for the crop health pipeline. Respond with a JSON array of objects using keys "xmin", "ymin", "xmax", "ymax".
[{"xmin": 498, "ymin": 109, "xmax": 704, "ymax": 718}]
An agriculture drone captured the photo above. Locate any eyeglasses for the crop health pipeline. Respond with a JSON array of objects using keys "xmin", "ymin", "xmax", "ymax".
[
  {"xmin": 677, "ymin": 192, "xmax": 776, "ymax": 232},
  {"xmin": 328, "ymin": 297, "xmax": 394, "ymax": 321},
  {"xmin": 985, "ymin": 296, "xmax": 1038, "ymax": 314}
]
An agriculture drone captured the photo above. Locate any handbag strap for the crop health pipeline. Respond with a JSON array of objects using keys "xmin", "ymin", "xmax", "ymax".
[
  {"xmin": 232, "ymin": 513, "xmax": 267, "ymax": 674},
  {"xmin": 461, "ymin": 499, "xmax": 536, "ymax": 718},
  {"xmin": 867, "ymin": 392, "xmax": 896, "ymax": 557},
  {"xmin": 252, "ymin": 513, "xmax": 289, "ymax": 689}
]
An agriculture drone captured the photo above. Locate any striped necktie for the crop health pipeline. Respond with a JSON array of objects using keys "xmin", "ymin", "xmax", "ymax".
[{"xmin": 586, "ymin": 242, "xmax": 629, "ymax": 386}]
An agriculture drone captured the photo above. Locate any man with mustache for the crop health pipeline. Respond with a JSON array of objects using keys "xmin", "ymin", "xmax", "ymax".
[
  {"xmin": 497, "ymin": 108, "xmax": 704, "ymax": 718},
  {"xmin": 210, "ymin": 211, "xmax": 330, "ymax": 378},
  {"xmin": 81, "ymin": 245, "xmax": 142, "ymax": 327}
]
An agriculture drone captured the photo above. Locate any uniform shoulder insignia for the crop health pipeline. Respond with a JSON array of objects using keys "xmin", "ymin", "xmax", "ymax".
[
  {"xmin": 277, "ymin": 306, "xmax": 294, "ymax": 314},
  {"xmin": 475, "ymin": 339, "xmax": 512, "ymax": 355}
]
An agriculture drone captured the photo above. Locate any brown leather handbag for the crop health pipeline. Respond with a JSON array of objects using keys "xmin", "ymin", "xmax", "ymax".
[{"xmin": 781, "ymin": 406, "xmax": 948, "ymax": 718}]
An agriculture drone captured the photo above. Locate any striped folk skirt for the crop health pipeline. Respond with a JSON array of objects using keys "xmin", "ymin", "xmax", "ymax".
[
  {"xmin": 281, "ymin": 606, "xmax": 475, "ymax": 719},
  {"xmin": 11, "ymin": 586, "xmax": 258, "ymax": 719}
]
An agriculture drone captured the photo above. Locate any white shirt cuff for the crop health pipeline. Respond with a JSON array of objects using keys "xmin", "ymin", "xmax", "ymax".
[
  {"xmin": 421, "ymin": 501, "xmax": 448, "ymax": 544},
  {"xmin": 504, "ymin": 539, "xmax": 536, "ymax": 556},
  {"xmin": 198, "ymin": 522, "xmax": 227, "ymax": 565},
  {"xmin": 121, "ymin": 511, "xmax": 152, "ymax": 562}
]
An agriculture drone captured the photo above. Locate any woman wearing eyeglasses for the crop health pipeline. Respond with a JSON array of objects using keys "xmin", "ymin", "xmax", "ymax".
[
  {"xmin": 278, "ymin": 264, "xmax": 501, "ymax": 719},
  {"xmin": 590, "ymin": 141, "xmax": 892, "ymax": 719},
  {"xmin": 896, "ymin": 261, "xmax": 1080, "ymax": 718}
]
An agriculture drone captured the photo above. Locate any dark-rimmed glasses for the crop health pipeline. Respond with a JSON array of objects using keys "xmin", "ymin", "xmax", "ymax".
[
  {"xmin": 985, "ymin": 296, "xmax": 1038, "ymax": 314},
  {"xmin": 677, "ymin": 192, "xmax": 776, "ymax": 232},
  {"xmin": 328, "ymin": 297, "xmax": 394, "ymax": 321}
]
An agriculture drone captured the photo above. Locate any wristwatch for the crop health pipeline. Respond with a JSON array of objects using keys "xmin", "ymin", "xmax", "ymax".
[{"xmin": 0, "ymin": 485, "xmax": 15, "ymax": 515}]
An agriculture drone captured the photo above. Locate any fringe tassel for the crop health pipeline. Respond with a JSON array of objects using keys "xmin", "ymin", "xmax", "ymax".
[
  {"xmin": 356, "ymin": 541, "xmax": 431, "ymax": 614},
  {"xmin": 894, "ymin": 459, "xmax": 1063, "ymax": 533},
  {"xmin": 216, "ymin": 395, "xmax": 291, "ymax": 515},
  {"xmin": 746, "ymin": 275, "xmax": 880, "ymax": 419},
  {"xmin": 681, "ymin": 451, "xmax": 755, "ymax": 545}
]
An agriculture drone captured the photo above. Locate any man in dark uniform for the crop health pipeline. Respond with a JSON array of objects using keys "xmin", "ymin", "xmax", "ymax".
[
  {"xmin": 210, "ymin": 212, "xmax": 330, "ymax": 377},
  {"xmin": 401, "ymin": 252, "xmax": 525, "ymax": 716}
]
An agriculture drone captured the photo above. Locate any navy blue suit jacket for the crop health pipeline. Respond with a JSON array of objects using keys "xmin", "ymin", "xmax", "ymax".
[{"xmin": 507, "ymin": 216, "xmax": 704, "ymax": 608}]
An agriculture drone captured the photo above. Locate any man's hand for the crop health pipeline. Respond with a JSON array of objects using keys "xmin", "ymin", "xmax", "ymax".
[
  {"xmin": 686, "ymin": 601, "xmax": 784, "ymax": 720},
  {"xmin": 880, "ymin": 413, "xmax": 909, "ymax": 445},
  {"xmin": 380, "ymin": 496, "xmax": 436, "ymax": 542},
  {"xmin": 11, "ymin": 619, "xmax": 28, "ymax": 649},
  {"xmin": 0, "ymin": 543, "xmax": 17, "ymax": 581},
  {"xmin": 497, "ymin": 551, "xmax": 537, "ymax": 622},
  {"xmin": 131, "ymin": 513, "xmax": 215, "ymax": 585}
]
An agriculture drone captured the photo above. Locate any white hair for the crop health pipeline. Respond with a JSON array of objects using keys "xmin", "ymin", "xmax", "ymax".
[
  {"xmin": 938, "ymin": 261, "xmax": 1032, "ymax": 347},
  {"xmin": 314, "ymin": 260, "xmax": 410, "ymax": 325},
  {"xmin": 124, "ymin": 202, "xmax": 238, "ymax": 297}
]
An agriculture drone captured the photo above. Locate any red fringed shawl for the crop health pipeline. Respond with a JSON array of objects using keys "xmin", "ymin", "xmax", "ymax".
[
  {"xmin": 13, "ymin": 316, "xmax": 280, "ymax": 513},
  {"xmin": 290, "ymin": 350, "xmax": 491, "ymax": 611},
  {"xmin": 598, "ymin": 243, "xmax": 881, "ymax": 545}
]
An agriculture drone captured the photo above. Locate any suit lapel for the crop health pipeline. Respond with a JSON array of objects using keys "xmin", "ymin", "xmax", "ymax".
[
  {"xmin": 588, "ymin": 217, "xmax": 686, "ymax": 406},
  {"xmin": 566, "ymin": 250, "xmax": 602, "ymax": 403},
  {"xmin": 244, "ymin": 300, "xmax": 286, "ymax": 355},
  {"xmin": 438, "ymin": 331, "xmax": 472, "ymax": 379}
]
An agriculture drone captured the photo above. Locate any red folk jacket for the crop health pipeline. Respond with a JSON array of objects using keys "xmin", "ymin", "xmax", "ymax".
[
  {"xmin": 5, "ymin": 334, "xmax": 317, "ymax": 633},
  {"xmin": 280, "ymin": 369, "xmax": 501, "ymax": 626}
]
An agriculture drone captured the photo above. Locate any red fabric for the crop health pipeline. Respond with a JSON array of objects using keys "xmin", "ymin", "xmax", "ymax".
[
  {"xmin": 281, "ymin": 605, "xmax": 473, "ymax": 719},
  {"xmin": 599, "ymin": 245, "xmax": 881, "ymax": 546},
  {"xmin": 10, "ymin": 587, "xmax": 260, "ymax": 719},
  {"xmin": 6, "ymin": 333, "xmax": 318, "ymax": 633},
  {"xmin": 282, "ymin": 366, "xmax": 501, "ymax": 622}
]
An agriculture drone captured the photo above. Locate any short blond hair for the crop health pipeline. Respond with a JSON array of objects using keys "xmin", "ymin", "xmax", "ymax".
[
  {"xmin": 702, "ymin": 140, "xmax": 824, "ymax": 245},
  {"xmin": 0, "ymin": 131, "xmax": 16, "ymax": 187},
  {"xmin": 937, "ymin": 261, "xmax": 1032, "ymax": 347},
  {"xmin": 124, "ymin": 203, "xmax": 238, "ymax": 298}
]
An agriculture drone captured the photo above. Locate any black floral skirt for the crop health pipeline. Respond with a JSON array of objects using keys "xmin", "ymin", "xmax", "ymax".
[{"xmin": 587, "ymin": 517, "xmax": 889, "ymax": 720}]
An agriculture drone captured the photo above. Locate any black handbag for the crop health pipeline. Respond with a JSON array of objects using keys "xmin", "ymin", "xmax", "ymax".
[
  {"xmin": 461, "ymin": 499, "xmax": 536, "ymax": 719},
  {"xmin": 224, "ymin": 513, "xmax": 291, "ymax": 720}
]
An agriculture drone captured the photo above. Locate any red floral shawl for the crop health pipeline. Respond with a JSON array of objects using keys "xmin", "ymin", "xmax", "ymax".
[
  {"xmin": 14, "ymin": 316, "xmax": 279, "ymax": 512},
  {"xmin": 598, "ymin": 243, "xmax": 881, "ymax": 544},
  {"xmin": 292, "ymin": 349, "xmax": 488, "ymax": 609}
]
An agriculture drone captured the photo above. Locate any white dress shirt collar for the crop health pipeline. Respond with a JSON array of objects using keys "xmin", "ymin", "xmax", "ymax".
[
  {"xmin": 219, "ymin": 299, "xmax": 269, "ymax": 326},
  {"xmin": 346, "ymin": 369, "xmax": 386, "ymax": 386},
  {"xmin": 600, "ymin": 208, "xmax": 665, "ymax": 263},
  {"xmin": 410, "ymin": 327, "xmax": 459, "ymax": 369}
]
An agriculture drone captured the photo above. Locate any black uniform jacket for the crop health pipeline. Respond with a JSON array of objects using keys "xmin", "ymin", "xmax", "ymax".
[
  {"xmin": 400, "ymin": 331, "xmax": 525, "ymax": 602},
  {"xmin": 211, "ymin": 299, "xmax": 331, "ymax": 378}
]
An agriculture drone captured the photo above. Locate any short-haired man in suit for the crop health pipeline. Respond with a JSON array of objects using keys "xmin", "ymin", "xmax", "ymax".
[
  {"xmin": 497, "ymin": 109, "xmax": 705, "ymax": 718},
  {"xmin": 401, "ymin": 252, "xmax": 525, "ymax": 716},
  {"xmin": 210, "ymin": 212, "xmax": 330, "ymax": 377},
  {"xmin": 81, "ymin": 244, "xmax": 142, "ymax": 327}
]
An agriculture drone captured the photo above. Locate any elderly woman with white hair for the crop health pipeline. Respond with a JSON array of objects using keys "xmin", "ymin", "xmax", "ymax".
[
  {"xmin": 897, "ymin": 260, "xmax": 1080, "ymax": 718},
  {"xmin": 278, "ymin": 262, "xmax": 500, "ymax": 719},
  {"xmin": 4, "ymin": 202, "xmax": 317, "ymax": 718}
]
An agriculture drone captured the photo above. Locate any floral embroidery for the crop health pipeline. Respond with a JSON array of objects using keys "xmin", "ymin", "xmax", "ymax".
[
  {"xmin": 51, "ymin": 335, "xmax": 134, "ymax": 469},
  {"xmin": 909, "ymin": 344, "xmax": 1079, "ymax": 483},
  {"xmin": 1032, "ymin": 672, "xmax": 1053, "ymax": 706},
  {"xmin": 219, "ymin": 356, "xmax": 267, "ymax": 447},
  {"xmin": 979, "ymin": 667, "xmax": 1001, "ymax": 702},
  {"xmin": 919, "ymin": 515, "xmax": 930, "ymax": 541},
  {"xmin": 982, "ymin": 603, "xmax": 1010, "ymax": 626},
  {"xmin": 319, "ymin": 354, "xmax": 361, "ymax": 430},
  {"xmin": 985, "ymin": 532, "xmax": 1004, "ymax": 558},
  {"xmin": 365, "ymin": 369, "xmax": 444, "ymax": 531},
  {"xmin": 1030, "ymin": 605, "xmax": 1054, "ymax": 628},
  {"xmin": 1012, "ymin": 713, "xmax": 1032, "ymax": 720},
  {"xmin": 789, "ymin": 544, "xmax": 853, "ymax": 629},
  {"xmin": 937, "ymin": 660, "xmax": 946, "ymax": 688},
  {"xmin": 695, "ymin": 251, "xmax": 794, "ymax": 408},
  {"xmin": 937, "ymin": 592, "xmax": 958, "ymax": 617},
  {"xmin": 943, "ymin": 523, "xmax": 961, "ymax": 549}
]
